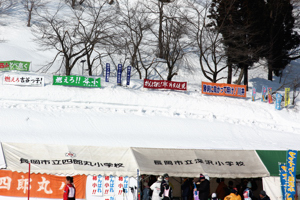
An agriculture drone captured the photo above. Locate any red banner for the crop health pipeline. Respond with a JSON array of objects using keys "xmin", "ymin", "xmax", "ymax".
[
  {"xmin": 144, "ymin": 79, "xmax": 187, "ymax": 91},
  {"xmin": 202, "ymin": 82, "xmax": 247, "ymax": 98},
  {"xmin": 0, "ymin": 170, "xmax": 86, "ymax": 199}
]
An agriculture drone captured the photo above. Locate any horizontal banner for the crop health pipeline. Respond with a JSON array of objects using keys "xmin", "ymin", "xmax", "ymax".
[
  {"xmin": 53, "ymin": 75, "xmax": 101, "ymax": 88},
  {"xmin": 3, "ymin": 74, "xmax": 44, "ymax": 87},
  {"xmin": 0, "ymin": 60, "xmax": 30, "ymax": 71},
  {"xmin": 0, "ymin": 170, "xmax": 86, "ymax": 199},
  {"xmin": 202, "ymin": 82, "xmax": 246, "ymax": 98},
  {"xmin": 144, "ymin": 79, "xmax": 187, "ymax": 91}
]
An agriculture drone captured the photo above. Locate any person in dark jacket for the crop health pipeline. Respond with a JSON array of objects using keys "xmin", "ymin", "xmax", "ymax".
[
  {"xmin": 196, "ymin": 174, "xmax": 210, "ymax": 200},
  {"xmin": 181, "ymin": 178, "xmax": 190, "ymax": 200},
  {"xmin": 160, "ymin": 173, "xmax": 172, "ymax": 200},
  {"xmin": 259, "ymin": 190, "xmax": 270, "ymax": 200}
]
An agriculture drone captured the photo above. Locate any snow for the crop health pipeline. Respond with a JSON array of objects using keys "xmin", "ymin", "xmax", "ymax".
[{"xmin": 0, "ymin": 0, "xmax": 300, "ymax": 152}]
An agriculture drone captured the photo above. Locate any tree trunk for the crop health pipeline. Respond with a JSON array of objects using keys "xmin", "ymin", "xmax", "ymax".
[
  {"xmin": 227, "ymin": 63, "xmax": 232, "ymax": 84},
  {"xmin": 236, "ymin": 67, "xmax": 244, "ymax": 85},
  {"xmin": 268, "ymin": 68, "xmax": 273, "ymax": 81},
  {"xmin": 243, "ymin": 64, "xmax": 248, "ymax": 91},
  {"xmin": 72, "ymin": 0, "xmax": 76, "ymax": 8},
  {"xmin": 27, "ymin": 11, "xmax": 32, "ymax": 27},
  {"xmin": 158, "ymin": 3, "xmax": 164, "ymax": 59}
]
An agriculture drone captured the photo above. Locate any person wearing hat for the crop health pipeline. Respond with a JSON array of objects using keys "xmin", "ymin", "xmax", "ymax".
[
  {"xmin": 224, "ymin": 188, "xmax": 242, "ymax": 200},
  {"xmin": 243, "ymin": 182, "xmax": 253, "ymax": 200},
  {"xmin": 212, "ymin": 193, "xmax": 218, "ymax": 200},
  {"xmin": 151, "ymin": 176, "xmax": 163, "ymax": 200},
  {"xmin": 196, "ymin": 174, "xmax": 210, "ymax": 200},
  {"xmin": 159, "ymin": 174, "xmax": 172, "ymax": 200},
  {"xmin": 259, "ymin": 190, "xmax": 270, "ymax": 200}
]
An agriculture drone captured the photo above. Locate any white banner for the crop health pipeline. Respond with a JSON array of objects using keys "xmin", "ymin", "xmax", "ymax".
[
  {"xmin": 91, "ymin": 175, "xmax": 103, "ymax": 196},
  {"xmin": 3, "ymin": 73, "xmax": 44, "ymax": 87},
  {"xmin": 0, "ymin": 142, "xmax": 6, "ymax": 169}
]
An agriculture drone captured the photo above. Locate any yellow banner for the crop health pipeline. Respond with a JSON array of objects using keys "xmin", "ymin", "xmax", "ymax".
[{"xmin": 285, "ymin": 88, "xmax": 290, "ymax": 107}]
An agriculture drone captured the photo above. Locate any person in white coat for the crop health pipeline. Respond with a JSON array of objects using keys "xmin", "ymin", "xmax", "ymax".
[{"xmin": 150, "ymin": 176, "xmax": 163, "ymax": 200}]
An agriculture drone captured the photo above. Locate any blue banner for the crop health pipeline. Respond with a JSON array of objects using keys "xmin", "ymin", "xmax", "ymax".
[
  {"xmin": 117, "ymin": 64, "xmax": 122, "ymax": 84},
  {"xmin": 262, "ymin": 86, "xmax": 267, "ymax": 102},
  {"xmin": 252, "ymin": 87, "xmax": 256, "ymax": 101},
  {"xmin": 279, "ymin": 163, "xmax": 288, "ymax": 200},
  {"xmin": 127, "ymin": 66, "xmax": 131, "ymax": 86},
  {"xmin": 286, "ymin": 150, "xmax": 298, "ymax": 199},
  {"xmin": 275, "ymin": 93, "xmax": 283, "ymax": 110},
  {"xmin": 106, "ymin": 63, "xmax": 110, "ymax": 82}
]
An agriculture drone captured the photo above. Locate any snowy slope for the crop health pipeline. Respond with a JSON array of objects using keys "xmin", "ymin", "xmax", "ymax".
[{"xmin": 0, "ymin": 1, "xmax": 300, "ymax": 151}]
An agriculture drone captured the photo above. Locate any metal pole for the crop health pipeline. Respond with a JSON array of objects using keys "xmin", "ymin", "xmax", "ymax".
[
  {"xmin": 137, "ymin": 169, "xmax": 140, "ymax": 200},
  {"xmin": 28, "ymin": 163, "xmax": 30, "ymax": 200}
]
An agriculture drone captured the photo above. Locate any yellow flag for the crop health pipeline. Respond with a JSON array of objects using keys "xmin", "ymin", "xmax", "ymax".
[{"xmin": 285, "ymin": 88, "xmax": 290, "ymax": 107}]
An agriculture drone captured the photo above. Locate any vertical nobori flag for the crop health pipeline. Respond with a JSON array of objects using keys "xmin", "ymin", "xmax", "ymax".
[
  {"xmin": 285, "ymin": 88, "xmax": 291, "ymax": 107},
  {"xmin": 286, "ymin": 150, "xmax": 298, "ymax": 200},
  {"xmin": 127, "ymin": 66, "xmax": 131, "ymax": 86},
  {"xmin": 252, "ymin": 87, "xmax": 256, "ymax": 101},
  {"xmin": 117, "ymin": 64, "xmax": 122, "ymax": 84},
  {"xmin": 268, "ymin": 87, "xmax": 273, "ymax": 104},
  {"xmin": 262, "ymin": 86, "xmax": 267, "ymax": 102},
  {"xmin": 106, "ymin": 63, "xmax": 110, "ymax": 82},
  {"xmin": 275, "ymin": 93, "xmax": 283, "ymax": 110},
  {"xmin": 279, "ymin": 163, "xmax": 288, "ymax": 200}
]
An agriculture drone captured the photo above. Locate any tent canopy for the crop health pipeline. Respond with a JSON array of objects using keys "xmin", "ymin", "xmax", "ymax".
[
  {"xmin": 0, "ymin": 143, "xmax": 6, "ymax": 169},
  {"xmin": 256, "ymin": 150, "xmax": 300, "ymax": 178},
  {"xmin": 2, "ymin": 142, "xmax": 270, "ymax": 178}
]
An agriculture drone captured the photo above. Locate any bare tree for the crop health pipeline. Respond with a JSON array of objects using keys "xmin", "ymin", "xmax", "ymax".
[
  {"xmin": 0, "ymin": 0, "xmax": 15, "ymax": 15},
  {"xmin": 22, "ymin": 0, "xmax": 48, "ymax": 27},
  {"xmin": 32, "ymin": 2, "xmax": 96, "ymax": 75},
  {"xmin": 187, "ymin": 1, "xmax": 228, "ymax": 83}
]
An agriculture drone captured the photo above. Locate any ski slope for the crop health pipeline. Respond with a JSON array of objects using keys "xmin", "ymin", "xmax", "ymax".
[{"xmin": 0, "ymin": 0, "xmax": 300, "ymax": 151}]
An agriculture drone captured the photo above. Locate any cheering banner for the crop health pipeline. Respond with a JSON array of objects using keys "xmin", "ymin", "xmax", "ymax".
[
  {"xmin": 144, "ymin": 79, "xmax": 187, "ymax": 91},
  {"xmin": 286, "ymin": 150, "xmax": 298, "ymax": 200},
  {"xmin": 285, "ymin": 88, "xmax": 291, "ymax": 107},
  {"xmin": 0, "ymin": 170, "xmax": 86, "ymax": 199},
  {"xmin": 3, "ymin": 74, "xmax": 44, "ymax": 87},
  {"xmin": 106, "ymin": 63, "xmax": 110, "ymax": 82},
  {"xmin": 91, "ymin": 175, "xmax": 103, "ymax": 196},
  {"xmin": 53, "ymin": 75, "xmax": 101, "ymax": 88},
  {"xmin": 252, "ymin": 87, "xmax": 256, "ymax": 101},
  {"xmin": 117, "ymin": 64, "xmax": 122, "ymax": 85},
  {"xmin": 201, "ymin": 82, "xmax": 246, "ymax": 98},
  {"xmin": 127, "ymin": 66, "xmax": 131, "ymax": 86},
  {"xmin": 268, "ymin": 88, "xmax": 273, "ymax": 104},
  {"xmin": 0, "ymin": 60, "xmax": 30, "ymax": 71},
  {"xmin": 275, "ymin": 93, "xmax": 283, "ymax": 110},
  {"xmin": 262, "ymin": 86, "xmax": 267, "ymax": 102},
  {"xmin": 279, "ymin": 163, "xmax": 288, "ymax": 200}
]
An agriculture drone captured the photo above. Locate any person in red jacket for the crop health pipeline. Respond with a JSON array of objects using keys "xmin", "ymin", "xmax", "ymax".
[{"xmin": 63, "ymin": 176, "xmax": 76, "ymax": 200}]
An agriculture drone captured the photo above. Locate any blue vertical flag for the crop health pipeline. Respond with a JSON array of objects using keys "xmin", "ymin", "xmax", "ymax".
[
  {"xmin": 286, "ymin": 150, "xmax": 298, "ymax": 200},
  {"xmin": 252, "ymin": 87, "xmax": 256, "ymax": 101},
  {"xmin": 262, "ymin": 86, "xmax": 267, "ymax": 102},
  {"xmin": 275, "ymin": 93, "xmax": 283, "ymax": 110},
  {"xmin": 117, "ymin": 64, "xmax": 122, "ymax": 84},
  {"xmin": 106, "ymin": 63, "xmax": 110, "ymax": 82},
  {"xmin": 279, "ymin": 163, "xmax": 288, "ymax": 200},
  {"xmin": 127, "ymin": 66, "xmax": 131, "ymax": 86}
]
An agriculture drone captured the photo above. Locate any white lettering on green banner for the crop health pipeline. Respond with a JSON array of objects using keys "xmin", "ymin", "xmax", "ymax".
[
  {"xmin": 0, "ymin": 61, "xmax": 30, "ymax": 71},
  {"xmin": 53, "ymin": 75, "xmax": 101, "ymax": 88}
]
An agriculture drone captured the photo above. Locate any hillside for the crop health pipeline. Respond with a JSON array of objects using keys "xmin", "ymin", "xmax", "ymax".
[{"xmin": 0, "ymin": 0, "xmax": 300, "ymax": 150}]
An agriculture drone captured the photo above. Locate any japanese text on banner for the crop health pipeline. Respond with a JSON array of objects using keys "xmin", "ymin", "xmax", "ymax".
[
  {"xmin": 279, "ymin": 163, "xmax": 288, "ymax": 200},
  {"xmin": 53, "ymin": 75, "xmax": 101, "ymax": 88},
  {"xmin": 202, "ymin": 82, "xmax": 246, "ymax": 98},
  {"xmin": 286, "ymin": 150, "xmax": 298, "ymax": 200}
]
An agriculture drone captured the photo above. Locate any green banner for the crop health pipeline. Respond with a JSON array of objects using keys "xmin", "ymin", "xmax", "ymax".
[
  {"xmin": 53, "ymin": 75, "xmax": 101, "ymax": 88},
  {"xmin": 0, "ymin": 60, "xmax": 30, "ymax": 71}
]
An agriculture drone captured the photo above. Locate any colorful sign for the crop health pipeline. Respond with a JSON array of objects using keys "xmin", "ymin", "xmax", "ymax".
[
  {"xmin": 262, "ymin": 86, "xmax": 267, "ymax": 102},
  {"xmin": 53, "ymin": 75, "xmax": 101, "ymax": 88},
  {"xmin": 286, "ymin": 150, "xmax": 298, "ymax": 199},
  {"xmin": 285, "ymin": 88, "xmax": 291, "ymax": 107},
  {"xmin": 279, "ymin": 163, "xmax": 288, "ymax": 200},
  {"xmin": 252, "ymin": 87, "xmax": 256, "ymax": 101},
  {"xmin": 106, "ymin": 63, "xmax": 110, "ymax": 82},
  {"xmin": 3, "ymin": 74, "xmax": 44, "ymax": 87},
  {"xmin": 275, "ymin": 93, "xmax": 283, "ymax": 110},
  {"xmin": 103, "ymin": 176, "xmax": 111, "ymax": 196},
  {"xmin": 127, "ymin": 66, "xmax": 131, "ymax": 86},
  {"xmin": 0, "ymin": 170, "xmax": 86, "ymax": 198},
  {"xmin": 268, "ymin": 87, "xmax": 273, "ymax": 104},
  {"xmin": 144, "ymin": 79, "xmax": 187, "ymax": 91},
  {"xmin": 0, "ymin": 60, "xmax": 30, "ymax": 71},
  {"xmin": 201, "ymin": 82, "xmax": 246, "ymax": 97},
  {"xmin": 117, "ymin": 64, "xmax": 122, "ymax": 84}
]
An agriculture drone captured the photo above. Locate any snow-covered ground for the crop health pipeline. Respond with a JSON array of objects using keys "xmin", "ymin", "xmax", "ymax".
[{"xmin": 0, "ymin": 1, "xmax": 300, "ymax": 151}]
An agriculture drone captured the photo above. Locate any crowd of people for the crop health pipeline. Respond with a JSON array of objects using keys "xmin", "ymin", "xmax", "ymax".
[{"xmin": 140, "ymin": 174, "xmax": 270, "ymax": 200}]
